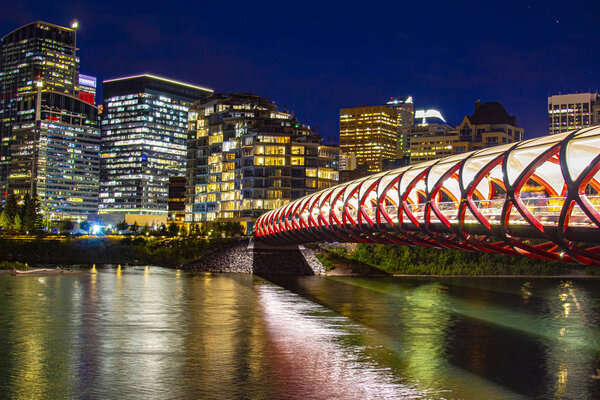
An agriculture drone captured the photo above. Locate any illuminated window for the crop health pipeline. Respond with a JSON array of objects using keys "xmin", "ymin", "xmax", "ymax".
[{"xmin": 291, "ymin": 157, "xmax": 304, "ymax": 166}]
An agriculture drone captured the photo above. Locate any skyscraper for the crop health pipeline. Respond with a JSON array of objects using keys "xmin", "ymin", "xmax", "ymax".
[
  {"xmin": 0, "ymin": 21, "xmax": 100, "ymax": 220},
  {"xmin": 548, "ymin": 92, "xmax": 600, "ymax": 134},
  {"xmin": 386, "ymin": 96, "xmax": 414, "ymax": 126},
  {"xmin": 339, "ymin": 105, "xmax": 398, "ymax": 172},
  {"xmin": 386, "ymin": 96, "xmax": 414, "ymax": 155},
  {"xmin": 186, "ymin": 93, "xmax": 338, "ymax": 231},
  {"xmin": 0, "ymin": 21, "xmax": 79, "ymax": 198},
  {"xmin": 99, "ymin": 74, "xmax": 212, "ymax": 224}
]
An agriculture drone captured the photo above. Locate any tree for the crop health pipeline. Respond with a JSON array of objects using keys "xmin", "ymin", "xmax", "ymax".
[
  {"xmin": 80, "ymin": 221, "xmax": 91, "ymax": 232},
  {"xmin": 131, "ymin": 221, "xmax": 139, "ymax": 233},
  {"xmin": 141, "ymin": 223, "xmax": 150, "ymax": 236},
  {"xmin": 17, "ymin": 194, "xmax": 28, "ymax": 224},
  {"xmin": 116, "ymin": 220, "xmax": 129, "ymax": 232},
  {"xmin": 60, "ymin": 219, "xmax": 75, "ymax": 232},
  {"xmin": 0, "ymin": 209, "xmax": 11, "ymax": 229},
  {"xmin": 1, "ymin": 194, "xmax": 18, "ymax": 230},
  {"xmin": 22, "ymin": 195, "xmax": 40, "ymax": 233},
  {"xmin": 13, "ymin": 214, "xmax": 22, "ymax": 231},
  {"xmin": 168, "ymin": 222, "xmax": 179, "ymax": 237}
]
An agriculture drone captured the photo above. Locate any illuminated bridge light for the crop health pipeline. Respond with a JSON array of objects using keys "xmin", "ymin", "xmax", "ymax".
[{"xmin": 255, "ymin": 127, "xmax": 600, "ymax": 265}]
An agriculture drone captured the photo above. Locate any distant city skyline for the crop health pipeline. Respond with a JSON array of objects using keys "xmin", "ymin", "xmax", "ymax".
[{"xmin": 1, "ymin": 1, "xmax": 598, "ymax": 144}]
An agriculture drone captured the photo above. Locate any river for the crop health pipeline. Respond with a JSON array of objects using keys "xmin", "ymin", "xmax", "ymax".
[{"xmin": 1, "ymin": 268, "xmax": 599, "ymax": 399}]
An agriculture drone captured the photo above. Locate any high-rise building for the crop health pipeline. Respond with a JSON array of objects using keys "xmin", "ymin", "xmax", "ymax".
[
  {"xmin": 99, "ymin": 74, "xmax": 212, "ymax": 224},
  {"xmin": 186, "ymin": 93, "xmax": 338, "ymax": 231},
  {"xmin": 0, "ymin": 21, "xmax": 100, "ymax": 220},
  {"xmin": 386, "ymin": 96, "xmax": 414, "ymax": 155},
  {"xmin": 386, "ymin": 96, "xmax": 414, "ymax": 127},
  {"xmin": 10, "ymin": 92, "xmax": 100, "ymax": 219},
  {"xmin": 0, "ymin": 21, "xmax": 79, "ymax": 198},
  {"xmin": 453, "ymin": 100, "xmax": 523, "ymax": 154},
  {"xmin": 339, "ymin": 105, "xmax": 398, "ymax": 172},
  {"xmin": 548, "ymin": 92, "xmax": 600, "ymax": 134},
  {"xmin": 78, "ymin": 74, "xmax": 96, "ymax": 105}
]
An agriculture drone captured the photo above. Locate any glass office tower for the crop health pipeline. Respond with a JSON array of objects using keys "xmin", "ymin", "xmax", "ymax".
[
  {"xmin": 0, "ymin": 21, "xmax": 79, "ymax": 198},
  {"xmin": 10, "ymin": 91, "xmax": 100, "ymax": 219},
  {"xmin": 0, "ymin": 21, "xmax": 100, "ymax": 220},
  {"xmin": 100, "ymin": 74, "xmax": 212, "ymax": 222},
  {"xmin": 339, "ymin": 105, "xmax": 399, "ymax": 173}
]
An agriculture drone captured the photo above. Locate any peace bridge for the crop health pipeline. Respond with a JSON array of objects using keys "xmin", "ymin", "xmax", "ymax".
[{"xmin": 254, "ymin": 127, "xmax": 600, "ymax": 266}]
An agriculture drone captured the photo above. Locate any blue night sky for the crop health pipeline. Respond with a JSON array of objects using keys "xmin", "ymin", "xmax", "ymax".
[{"xmin": 1, "ymin": 0, "xmax": 599, "ymax": 143}]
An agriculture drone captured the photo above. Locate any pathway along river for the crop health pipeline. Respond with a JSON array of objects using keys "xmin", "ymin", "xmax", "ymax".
[{"xmin": 1, "ymin": 268, "xmax": 600, "ymax": 399}]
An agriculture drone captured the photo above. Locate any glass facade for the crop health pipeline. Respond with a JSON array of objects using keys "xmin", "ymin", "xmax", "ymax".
[
  {"xmin": 186, "ymin": 93, "xmax": 338, "ymax": 229},
  {"xmin": 386, "ymin": 96, "xmax": 414, "ymax": 155},
  {"xmin": 10, "ymin": 92, "xmax": 100, "ymax": 219},
  {"xmin": 339, "ymin": 106, "xmax": 399, "ymax": 173},
  {"xmin": 0, "ymin": 21, "xmax": 78, "ymax": 197},
  {"xmin": 99, "ymin": 75, "xmax": 212, "ymax": 217}
]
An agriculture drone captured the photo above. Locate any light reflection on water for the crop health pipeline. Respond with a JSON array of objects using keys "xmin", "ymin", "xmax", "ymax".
[
  {"xmin": 0, "ymin": 269, "xmax": 599, "ymax": 399},
  {"xmin": 257, "ymin": 283, "xmax": 437, "ymax": 399}
]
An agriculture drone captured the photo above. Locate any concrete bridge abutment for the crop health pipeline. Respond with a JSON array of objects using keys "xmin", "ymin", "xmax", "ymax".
[{"xmin": 181, "ymin": 238, "xmax": 325, "ymax": 275}]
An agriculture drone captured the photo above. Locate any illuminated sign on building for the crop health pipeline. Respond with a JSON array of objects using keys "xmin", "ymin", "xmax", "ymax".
[
  {"xmin": 415, "ymin": 109, "xmax": 446, "ymax": 125},
  {"xmin": 79, "ymin": 74, "xmax": 97, "ymax": 88}
]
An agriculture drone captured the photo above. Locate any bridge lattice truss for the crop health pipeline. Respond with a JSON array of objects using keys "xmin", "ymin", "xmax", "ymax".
[{"xmin": 255, "ymin": 127, "xmax": 600, "ymax": 265}]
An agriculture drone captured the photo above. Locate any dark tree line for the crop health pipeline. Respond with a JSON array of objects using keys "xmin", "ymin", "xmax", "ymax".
[{"xmin": 0, "ymin": 194, "xmax": 42, "ymax": 233}]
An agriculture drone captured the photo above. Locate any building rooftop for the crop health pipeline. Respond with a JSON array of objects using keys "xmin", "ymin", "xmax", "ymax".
[
  {"xmin": 103, "ymin": 74, "xmax": 212, "ymax": 101},
  {"xmin": 468, "ymin": 101, "xmax": 517, "ymax": 126},
  {"xmin": 1, "ymin": 20, "xmax": 74, "ymax": 41}
]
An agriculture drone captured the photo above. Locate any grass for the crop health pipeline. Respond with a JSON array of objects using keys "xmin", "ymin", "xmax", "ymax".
[
  {"xmin": 0, "ymin": 261, "xmax": 29, "ymax": 270},
  {"xmin": 319, "ymin": 243, "xmax": 583, "ymax": 276}
]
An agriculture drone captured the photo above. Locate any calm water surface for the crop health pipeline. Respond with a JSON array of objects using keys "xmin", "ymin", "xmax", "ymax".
[{"xmin": 1, "ymin": 268, "xmax": 600, "ymax": 399}]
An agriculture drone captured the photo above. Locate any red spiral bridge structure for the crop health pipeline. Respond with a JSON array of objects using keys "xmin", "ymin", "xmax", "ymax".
[{"xmin": 254, "ymin": 127, "xmax": 600, "ymax": 266}]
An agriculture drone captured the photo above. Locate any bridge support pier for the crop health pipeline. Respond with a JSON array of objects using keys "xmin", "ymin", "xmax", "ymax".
[{"xmin": 181, "ymin": 238, "xmax": 325, "ymax": 275}]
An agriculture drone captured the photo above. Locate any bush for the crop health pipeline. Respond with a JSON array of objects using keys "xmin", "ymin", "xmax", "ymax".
[
  {"xmin": 0, "ymin": 237, "xmax": 233, "ymax": 267},
  {"xmin": 0, "ymin": 260, "xmax": 28, "ymax": 270},
  {"xmin": 322, "ymin": 243, "xmax": 574, "ymax": 276}
]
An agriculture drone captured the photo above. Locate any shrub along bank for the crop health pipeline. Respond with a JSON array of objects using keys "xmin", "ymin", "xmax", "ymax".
[
  {"xmin": 320, "ymin": 243, "xmax": 585, "ymax": 276},
  {"xmin": 0, "ymin": 236, "xmax": 233, "ymax": 268}
]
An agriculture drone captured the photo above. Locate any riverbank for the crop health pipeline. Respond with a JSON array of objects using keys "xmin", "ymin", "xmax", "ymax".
[
  {"xmin": 0, "ymin": 268, "xmax": 87, "ymax": 276},
  {"xmin": 2, "ymin": 236, "xmax": 598, "ymax": 277},
  {"xmin": 317, "ymin": 243, "xmax": 599, "ymax": 277},
  {"xmin": 0, "ymin": 236, "xmax": 238, "ymax": 268}
]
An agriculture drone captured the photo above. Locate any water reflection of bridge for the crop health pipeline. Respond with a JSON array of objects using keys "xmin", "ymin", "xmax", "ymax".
[{"xmin": 255, "ymin": 127, "xmax": 600, "ymax": 265}]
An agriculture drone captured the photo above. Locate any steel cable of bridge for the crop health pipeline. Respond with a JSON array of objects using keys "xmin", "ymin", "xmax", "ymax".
[{"xmin": 255, "ymin": 127, "xmax": 600, "ymax": 266}]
